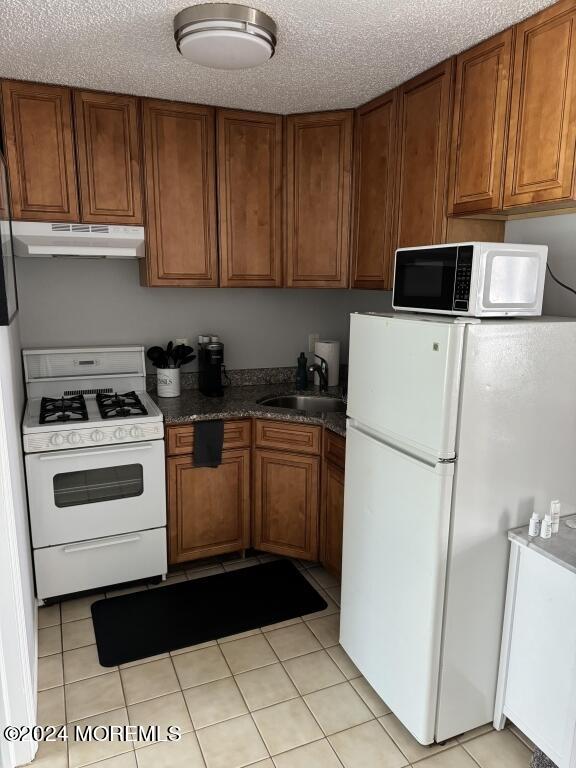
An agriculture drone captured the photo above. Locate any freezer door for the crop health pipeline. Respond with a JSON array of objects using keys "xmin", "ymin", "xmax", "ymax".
[
  {"xmin": 347, "ymin": 314, "xmax": 465, "ymax": 460},
  {"xmin": 340, "ymin": 424, "xmax": 454, "ymax": 745}
]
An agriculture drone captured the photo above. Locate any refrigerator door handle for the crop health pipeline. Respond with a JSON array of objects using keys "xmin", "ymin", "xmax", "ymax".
[{"xmin": 348, "ymin": 419, "xmax": 455, "ymax": 468}]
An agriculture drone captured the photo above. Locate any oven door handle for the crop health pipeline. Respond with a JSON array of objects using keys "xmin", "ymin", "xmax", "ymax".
[
  {"xmin": 38, "ymin": 443, "xmax": 156, "ymax": 461},
  {"xmin": 63, "ymin": 534, "xmax": 142, "ymax": 554}
]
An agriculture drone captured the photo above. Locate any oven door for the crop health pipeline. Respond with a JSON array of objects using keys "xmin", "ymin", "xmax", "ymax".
[
  {"xmin": 393, "ymin": 246, "xmax": 459, "ymax": 313},
  {"xmin": 26, "ymin": 441, "xmax": 166, "ymax": 548}
]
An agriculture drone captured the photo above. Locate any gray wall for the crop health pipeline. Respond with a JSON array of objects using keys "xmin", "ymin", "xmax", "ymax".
[
  {"xmin": 16, "ymin": 214, "xmax": 576, "ymax": 367},
  {"xmin": 15, "ymin": 258, "xmax": 391, "ymax": 369},
  {"xmin": 505, "ymin": 213, "xmax": 576, "ymax": 317}
]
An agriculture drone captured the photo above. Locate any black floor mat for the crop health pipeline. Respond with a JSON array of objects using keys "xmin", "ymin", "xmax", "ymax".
[{"xmin": 91, "ymin": 559, "xmax": 327, "ymax": 667}]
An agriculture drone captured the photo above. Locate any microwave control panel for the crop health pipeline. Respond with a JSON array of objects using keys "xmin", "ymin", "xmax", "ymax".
[{"xmin": 453, "ymin": 246, "xmax": 473, "ymax": 311}]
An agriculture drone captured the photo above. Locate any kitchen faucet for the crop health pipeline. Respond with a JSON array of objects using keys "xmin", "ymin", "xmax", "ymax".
[{"xmin": 308, "ymin": 354, "xmax": 329, "ymax": 393}]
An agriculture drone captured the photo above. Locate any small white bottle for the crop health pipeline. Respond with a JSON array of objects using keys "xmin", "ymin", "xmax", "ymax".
[
  {"xmin": 551, "ymin": 500, "xmax": 561, "ymax": 534},
  {"xmin": 528, "ymin": 512, "xmax": 541, "ymax": 538},
  {"xmin": 540, "ymin": 509, "xmax": 553, "ymax": 539}
]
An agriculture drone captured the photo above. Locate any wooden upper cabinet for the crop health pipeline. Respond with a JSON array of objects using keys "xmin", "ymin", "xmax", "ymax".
[
  {"xmin": 1, "ymin": 80, "xmax": 79, "ymax": 221},
  {"xmin": 217, "ymin": 109, "xmax": 283, "ymax": 287},
  {"xmin": 74, "ymin": 91, "xmax": 143, "ymax": 224},
  {"xmin": 449, "ymin": 30, "xmax": 513, "ymax": 215},
  {"xmin": 351, "ymin": 90, "xmax": 398, "ymax": 289},
  {"xmin": 141, "ymin": 99, "xmax": 218, "ymax": 286},
  {"xmin": 504, "ymin": 0, "xmax": 576, "ymax": 209},
  {"xmin": 285, "ymin": 111, "xmax": 353, "ymax": 288},
  {"xmin": 394, "ymin": 60, "xmax": 454, "ymax": 249}
]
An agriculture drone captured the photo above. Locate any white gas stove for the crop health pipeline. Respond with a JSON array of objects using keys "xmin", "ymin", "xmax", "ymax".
[{"xmin": 22, "ymin": 346, "xmax": 167, "ymax": 601}]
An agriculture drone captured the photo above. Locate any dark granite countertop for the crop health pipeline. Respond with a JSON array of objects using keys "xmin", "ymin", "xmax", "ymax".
[
  {"xmin": 151, "ymin": 383, "xmax": 347, "ymax": 437},
  {"xmin": 509, "ymin": 515, "xmax": 576, "ymax": 575}
]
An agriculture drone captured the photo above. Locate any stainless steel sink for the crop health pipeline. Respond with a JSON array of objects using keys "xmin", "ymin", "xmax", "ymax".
[{"xmin": 257, "ymin": 395, "xmax": 347, "ymax": 414}]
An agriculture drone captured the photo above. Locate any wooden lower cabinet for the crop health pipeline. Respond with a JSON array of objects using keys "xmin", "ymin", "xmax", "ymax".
[
  {"xmin": 167, "ymin": 447, "xmax": 250, "ymax": 564},
  {"xmin": 320, "ymin": 460, "xmax": 345, "ymax": 578},
  {"xmin": 320, "ymin": 431, "xmax": 346, "ymax": 578},
  {"xmin": 165, "ymin": 418, "xmax": 343, "ymax": 569},
  {"xmin": 253, "ymin": 448, "xmax": 320, "ymax": 561}
]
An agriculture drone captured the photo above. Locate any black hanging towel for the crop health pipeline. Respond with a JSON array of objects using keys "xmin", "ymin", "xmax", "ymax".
[{"xmin": 193, "ymin": 419, "xmax": 225, "ymax": 467}]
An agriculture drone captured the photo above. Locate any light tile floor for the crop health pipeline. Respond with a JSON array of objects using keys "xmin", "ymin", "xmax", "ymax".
[{"xmin": 32, "ymin": 555, "xmax": 534, "ymax": 768}]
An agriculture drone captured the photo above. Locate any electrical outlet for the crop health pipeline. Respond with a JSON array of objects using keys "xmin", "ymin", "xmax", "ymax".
[
  {"xmin": 175, "ymin": 338, "xmax": 189, "ymax": 347},
  {"xmin": 308, "ymin": 333, "xmax": 319, "ymax": 353}
]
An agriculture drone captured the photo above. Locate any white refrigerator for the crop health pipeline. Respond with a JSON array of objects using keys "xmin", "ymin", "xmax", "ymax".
[{"xmin": 341, "ymin": 312, "xmax": 576, "ymax": 745}]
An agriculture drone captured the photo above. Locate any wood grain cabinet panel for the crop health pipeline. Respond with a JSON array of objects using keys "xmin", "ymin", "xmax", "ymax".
[
  {"xmin": 74, "ymin": 90, "xmax": 143, "ymax": 224},
  {"xmin": 285, "ymin": 111, "xmax": 353, "ymax": 287},
  {"xmin": 141, "ymin": 99, "xmax": 218, "ymax": 286},
  {"xmin": 253, "ymin": 448, "xmax": 319, "ymax": 560},
  {"xmin": 504, "ymin": 0, "xmax": 576, "ymax": 209},
  {"xmin": 394, "ymin": 60, "xmax": 454, "ymax": 249},
  {"xmin": 168, "ymin": 448, "xmax": 250, "ymax": 564},
  {"xmin": 323, "ymin": 430, "xmax": 345, "ymax": 470},
  {"xmin": 254, "ymin": 419, "xmax": 321, "ymax": 455},
  {"xmin": 449, "ymin": 30, "xmax": 513, "ymax": 214},
  {"xmin": 351, "ymin": 90, "xmax": 398, "ymax": 289},
  {"xmin": 1, "ymin": 80, "xmax": 79, "ymax": 221},
  {"xmin": 217, "ymin": 109, "xmax": 283, "ymax": 286},
  {"xmin": 320, "ymin": 458, "xmax": 345, "ymax": 578},
  {"xmin": 166, "ymin": 419, "xmax": 251, "ymax": 457}
]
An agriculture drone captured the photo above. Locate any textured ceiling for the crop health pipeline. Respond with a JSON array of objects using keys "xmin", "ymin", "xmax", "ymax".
[{"xmin": 0, "ymin": 0, "xmax": 556, "ymax": 114}]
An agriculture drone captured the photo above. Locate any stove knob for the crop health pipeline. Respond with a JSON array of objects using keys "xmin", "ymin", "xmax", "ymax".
[
  {"xmin": 130, "ymin": 426, "xmax": 144, "ymax": 439},
  {"xmin": 67, "ymin": 432, "xmax": 81, "ymax": 446},
  {"xmin": 114, "ymin": 427, "xmax": 127, "ymax": 440},
  {"xmin": 91, "ymin": 429, "xmax": 104, "ymax": 443},
  {"xmin": 49, "ymin": 433, "xmax": 64, "ymax": 447}
]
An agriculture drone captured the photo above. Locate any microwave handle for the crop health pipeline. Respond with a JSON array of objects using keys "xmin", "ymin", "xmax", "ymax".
[
  {"xmin": 63, "ymin": 534, "xmax": 142, "ymax": 554},
  {"xmin": 38, "ymin": 443, "xmax": 155, "ymax": 461}
]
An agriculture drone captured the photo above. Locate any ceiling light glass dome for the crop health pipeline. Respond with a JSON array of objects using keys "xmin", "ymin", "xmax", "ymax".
[{"xmin": 174, "ymin": 4, "xmax": 278, "ymax": 70}]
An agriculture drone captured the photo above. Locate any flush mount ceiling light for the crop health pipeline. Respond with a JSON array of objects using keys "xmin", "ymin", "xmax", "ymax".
[{"xmin": 174, "ymin": 3, "xmax": 277, "ymax": 70}]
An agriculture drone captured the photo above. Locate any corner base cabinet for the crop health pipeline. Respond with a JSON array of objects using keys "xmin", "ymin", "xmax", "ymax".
[
  {"xmin": 165, "ymin": 417, "xmax": 344, "ymax": 568},
  {"xmin": 253, "ymin": 420, "xmax": 321, "ymax": 561}
]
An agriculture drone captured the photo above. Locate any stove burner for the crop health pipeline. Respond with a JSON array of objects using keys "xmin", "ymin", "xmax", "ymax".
[
  {"xmin": 96, "ymin": 391, "xmax": 148, "ymax": 419},
  {"xmin": 40, "ymin": 395, "xmax": 89, "ymax": 425}
]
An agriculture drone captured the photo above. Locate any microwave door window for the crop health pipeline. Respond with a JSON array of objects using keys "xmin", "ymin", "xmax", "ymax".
[
  {"xmin": 395, "ymin": 249, "xmax": 457, "ymax": 310},
  {"xmin": 53, "ymin": 464, "xmax": 144, "ymax": 508}
]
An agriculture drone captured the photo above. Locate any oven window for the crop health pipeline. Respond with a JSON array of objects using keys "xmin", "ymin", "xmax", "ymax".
[
  {"xmin": 53, "ymin": 464, "xmax": 144, "ymax": 508},
  {"xmin": 394, "ymin": 247, "xmax": 458, "ymax": 310}
]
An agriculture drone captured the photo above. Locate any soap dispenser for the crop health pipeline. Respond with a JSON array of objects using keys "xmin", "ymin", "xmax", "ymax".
[{"xmin": 296, "ymin": 352, "xmax": 308, "ymax": 391}]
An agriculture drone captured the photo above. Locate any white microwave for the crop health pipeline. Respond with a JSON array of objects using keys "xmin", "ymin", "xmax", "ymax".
[{"xmin": 392, "ymin": 242, "xmax": 548, "ymax": 317}]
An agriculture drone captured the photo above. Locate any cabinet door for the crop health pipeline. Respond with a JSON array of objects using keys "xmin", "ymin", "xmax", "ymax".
[
  {"xmin": 141, "ymin": 99, "xmax": 218, "ymax": 286},
  {"xmin": 504, "ymin": 0, "xmax": 576, "ymax": 209},
  {"xmin": 394, "ymin": 60, "xmax": 454, "ymax": 248},
  {"xmin": 320, "ymin": 460, "xmax": 345, "ymax": 579},
  {"xmin": 285, "ymin": 111, "xmax": 353, "ymax": 287},
  {"xmin": 351, "ymin": 91, "xmax": 398, "ymax": 289},
  {"xmin": 217, "ymin": 109, "xmax": 283, "ymax": 287},
  {"xmin": 449, "ymin": 30, "xmax": 513, "ymax": 215},
  {"xmin": 1, "ymin": 80, "xmax": 79, "ymax": 221},
  {"xmin": 253, "ymin": 449, "xmax": 319, "ymax": 560},
  {"xmin": 74, "ymin": 90, "xmax": 143, "ymax": 224},
  {"xmin": 167, "ymin": 449, "xmax": 250, "ymax": 564}
]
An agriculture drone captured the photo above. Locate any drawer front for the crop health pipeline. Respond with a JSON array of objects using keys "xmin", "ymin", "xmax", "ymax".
[
  {"xmin": 324, "ymin": 430, "xmax": 346, "ymax": 469},
  {"xmin": 34, "ymin": 527, "xmax": 167, "ymax": 600},
  {"xmin": 166, "ymin": 420, "xmax": 251, "ymax": 456},
  {"xmin": 254, "ymin": 419, "xmax": 321, "ymax": 456}
]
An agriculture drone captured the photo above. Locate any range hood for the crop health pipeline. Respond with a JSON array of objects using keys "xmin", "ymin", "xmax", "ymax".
[{"xmin": 11, "ymin": 221, "xmax": 145, "ymax": 259}]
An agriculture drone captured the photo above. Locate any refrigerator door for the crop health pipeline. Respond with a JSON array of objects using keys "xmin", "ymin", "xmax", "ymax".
[
  {"xmin": 347, "ymin": 313, "xmax": 465, "ymax": 460},
  {"xmin": 340, "ymin": 423, "xmax": 454, "ymax": 745}
]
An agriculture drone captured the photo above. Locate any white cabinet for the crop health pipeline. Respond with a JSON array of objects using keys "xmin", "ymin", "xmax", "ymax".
[{"xmin": 495, "ymin": 530, "xmax": 576, "ymax": 767}]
